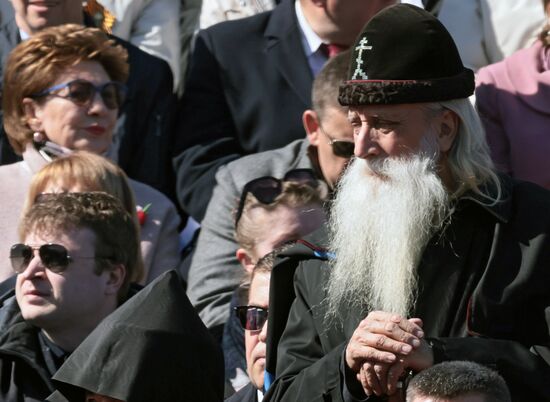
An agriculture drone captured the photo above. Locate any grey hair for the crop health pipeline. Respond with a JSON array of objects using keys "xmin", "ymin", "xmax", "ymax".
[{"xmin": 422, "ymin": 99, "xmax": 502, "ymax": 205}]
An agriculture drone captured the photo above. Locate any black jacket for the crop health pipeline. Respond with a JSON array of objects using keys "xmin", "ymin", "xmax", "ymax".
[
  {"xmin": 265, "ymin": 178, "xmax": 550, "ymax": 402},
  {"xmin": 173, "ymin": 0, "xmax": 313, "ymax": 220},
  {"xmin": 46, "ymin": 271, "xmax": 224, "ymax": 402},
  {"xmin": 0, "ymin": 292, "xmax": 55, "ymax": 402},
  {"xmin": 0, "ymin": 3, "xmax": 178, "ymax": 204}
]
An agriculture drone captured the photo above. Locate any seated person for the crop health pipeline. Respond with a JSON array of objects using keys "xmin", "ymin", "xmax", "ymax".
[
  {"xmin": 406, "ymin": 361, "xmax": 511, "ymax": 402},
  {"xmin": 25, "ymin": 151, "xmax": 177, "ymax": 284},
  {"xmin": 224, "ymin": 175, "xmax": 327, "ymax": 393},
  {"xmin": 46, "ymin": 271, "xmax": 224, "ymax": 402},
  {"xmin": 0, "ymin": 192, "xmax": 139, "ymax": 401},
  {"xmin": 185, "ymin": 51, "xmax": 353, "ymax": 335},
  {"xmin": 227, "ymin": 250, "xmax": 283, "ymax": 402},
  {"xmin": 0, "ymin": 24, "xmax": 181, "ymax": 282},
  {"xmin": 0, "ymin": 0, "xmax": 177, "ymax": 202}
]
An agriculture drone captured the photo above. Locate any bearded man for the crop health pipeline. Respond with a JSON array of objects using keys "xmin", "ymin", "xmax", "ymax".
[{"xmin": 264, "ymin": 4, "xmax": 550, "ymax": 402}]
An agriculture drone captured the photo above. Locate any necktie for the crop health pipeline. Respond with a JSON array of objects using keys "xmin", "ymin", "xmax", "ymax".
[{"xmin": 320, "ymin": 43, "xmax": 348, "ymax": 58}]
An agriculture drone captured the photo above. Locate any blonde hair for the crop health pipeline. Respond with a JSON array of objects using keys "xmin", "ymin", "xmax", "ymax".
[
  {"xmin": 25, "ymin": 151, "xmax": 144, "ymax": 282},
  {"xmin": 2, "ymin": 24, "xmax": 128, "ymax": 154},
  {"xmin": 235, "ymin": 181, "xmax": 325, "ymax": 255}
]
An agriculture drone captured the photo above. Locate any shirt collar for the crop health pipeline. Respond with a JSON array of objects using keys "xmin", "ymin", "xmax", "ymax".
[{"xmin": 295, "ymin": 0, "xmax": 324, "ymax": 56}]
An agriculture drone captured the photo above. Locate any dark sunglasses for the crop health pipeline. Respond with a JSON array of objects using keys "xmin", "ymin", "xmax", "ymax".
[
  {"xmin": 319, "ymin": 126, "xmax": 355, "ymax": 158},
  {"xmin": 234, "ymin": 169, "xmax": 319, "ymax": 226},
  {"xmin": 32, "ymin": 79, "xmax": 127, "ymax": 110},
  {"xmin": 234, "ymin": 305, "xmax": 269, "ymax": 331},
  {"xmin": 9, "ymin": 243, "xmax": 97, "ymax": 274}
]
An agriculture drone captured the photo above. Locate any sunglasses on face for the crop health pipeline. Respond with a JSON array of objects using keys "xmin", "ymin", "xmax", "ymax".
[
  {"xmin": 9, "ymin": 243, "xmax": 97, "ymax": 274},
  {"xmin": 234, "ymin": 305, "xmax": 269, "ymax": 331},
  {"xmin": 32, "ymin": 79, "xmax": 127, "ymax": 110},
  {"xmin": 234, "ymin": 169, "xmax": 319, "ymax": 226},
  {"xmin": 319, "ymin": 125, "xmax": 355, "ymax": 158}
]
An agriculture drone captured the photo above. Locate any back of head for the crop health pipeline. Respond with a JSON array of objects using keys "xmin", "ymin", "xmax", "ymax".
[
  {"xmin": 2, "ymin": 24, "xmax": 128, "ymax": 154},
  {"xmin": 19, "ymin": 192, "xmax": 140, "ymax": 299},
  {"xmin": 312, "ymin": 50, "xmax": 351, "ymax": 120},
  {"xmin": 235, "ymin": 181, "xmax": 326, "ymax": 254},
  {"xmin": 406, "ymin": 361, "xmax": 511, "ymax": 402},
  {"xmin": 25, "ymin": 152, "xmax": 144, "ymax": 282}
]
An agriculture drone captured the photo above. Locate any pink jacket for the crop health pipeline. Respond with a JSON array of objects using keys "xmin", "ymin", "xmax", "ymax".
[
  {"xmin": 476, "ymin": 41, "xmax": 550, "ymax": 189},
  {"xmin": 0, "ymin": 144, "xmax": 180, "ymax": 283}
]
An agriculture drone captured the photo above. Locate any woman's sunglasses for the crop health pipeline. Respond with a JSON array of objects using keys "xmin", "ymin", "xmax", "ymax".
[
  {"xmin": 9, "ymin": 243, "xmax": 97, "ymax": 274},
  {"xmin": 32, "ymin": 79, "xmax": 128, "ymax": 110},
  {"xmin": 319, "ymin": 125, "xmax": 355, "ymax": 158},
  {"xmin": 235, "ymin": 169, "xmax": 319, "ymax": 226},
  {"xmin": 234, "ymin": 305, "xmax": 269, "ymax": 331}
]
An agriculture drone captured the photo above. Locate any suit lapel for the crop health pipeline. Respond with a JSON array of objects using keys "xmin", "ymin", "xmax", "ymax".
[{"xmin": 264, "ymin": 0, "xmax": 313, "ymax": 106}]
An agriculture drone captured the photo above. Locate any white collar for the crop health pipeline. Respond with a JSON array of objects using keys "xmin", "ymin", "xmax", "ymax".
[
  {"xmin": 295, "ymin": 0, "xmax": 324, "ymax": 56},
  {"xmin": 257, "ymin": 388, "xmax": 264, "ymax": 402}
]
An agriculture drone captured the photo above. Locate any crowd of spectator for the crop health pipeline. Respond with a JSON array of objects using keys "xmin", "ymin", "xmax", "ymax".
[{"xmin": 0, "ymin": 0, "xmax": 549, "ymax": 401}]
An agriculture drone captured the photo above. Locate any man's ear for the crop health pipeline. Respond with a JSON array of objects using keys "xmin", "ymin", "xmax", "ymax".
[
  {"xmin": 236, "ymin": 248, "xmax": 255, "ymax": 274},
  {"xmin": 105, "ymin": 263, "xmax": 126, "ymax": 296},
  {"xmin": 437, "ymin": 109, "xmax": 459, "ymax": 153},
  {"xmin": 303, "ymin": 109, "xmax": 322, "ymax": 146},
  {"xmin": 22, "ymin": 98, "xmax": 43, "ymax": 132}
]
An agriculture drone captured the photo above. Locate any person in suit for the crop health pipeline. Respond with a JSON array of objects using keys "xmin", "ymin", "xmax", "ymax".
[
  {"xmin": 0, "ymin": 0, "xmax": 178, "ymax": 204},
  {"xmin": 185, "ymin": 51, "xmax": 353, "ymax": 336},
  {"xmin": 265, "ymin": 5, "xmax": 550, "ymax": 401},
  {"xmin": 226, "ymin": 251, "xmax": 280, "ymax": 402},
  {"xmin": 174, "ymin": 0, "xmax": 396, "ymax": 221}
]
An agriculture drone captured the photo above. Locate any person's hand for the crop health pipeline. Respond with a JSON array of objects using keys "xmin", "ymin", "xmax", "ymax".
[
  {"xmin": 345, "ymin": 312, "xmax": 424, "ymax": 396},
  {"xmin": 358, "ymin": 335, "xmax": 434, "ymax": 396}
]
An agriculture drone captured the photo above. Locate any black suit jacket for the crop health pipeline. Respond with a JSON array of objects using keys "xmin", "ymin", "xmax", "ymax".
[
  {"xmin": 0, "ymin": 4, "xmax": 178, "ymax": 204},
  {"xmin": 174, "ymin": 0, "xmax": 313, "ymax": 220}
]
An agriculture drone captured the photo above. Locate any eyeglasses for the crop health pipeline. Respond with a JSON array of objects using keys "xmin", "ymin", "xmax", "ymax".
[
  {"xmin": 319, "ymin": 125, "xmax": 355, "ymax": 158},
  {"xmin": 234, "ymin": 169, "xmax": 319, "ymax": 226},
  {"xmin": 9, "ymin": 243, "xmax": 98, "ymax": 274},
  {"xmin": 234, "ymin": 305, "xmax": 268, "ymax": 331},
  {"xmin": 32, "ymin": 79, "xmax": 127, "ymax": 110}
]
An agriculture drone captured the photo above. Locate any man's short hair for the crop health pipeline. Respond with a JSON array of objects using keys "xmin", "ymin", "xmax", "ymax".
[
  {"xmin": 406, "ymin": 361, "xmax": 511, "ymax": 402},
  {"xmin": 19, "ymin": 192, "xmax": 139, "ymax": 300},
  {"xmin": 311, "ymin": 50, "xmax": 351, "ymax": 120}
]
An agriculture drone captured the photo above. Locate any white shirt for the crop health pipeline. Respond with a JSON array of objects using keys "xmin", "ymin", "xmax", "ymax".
[{"xmin": 294, "ymin": 0, "xmax": 328, "ymax": 76}]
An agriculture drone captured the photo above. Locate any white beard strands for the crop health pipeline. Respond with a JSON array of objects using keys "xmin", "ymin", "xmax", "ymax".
[{"xmin": 325, "ymin": 152, "xmax": 449, "ymax": 325}]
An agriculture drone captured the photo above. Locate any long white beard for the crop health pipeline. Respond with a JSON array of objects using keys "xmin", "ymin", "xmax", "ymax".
[{"xmin": 325, "ymin": 153, "xmax": 449, "ymax": 324}]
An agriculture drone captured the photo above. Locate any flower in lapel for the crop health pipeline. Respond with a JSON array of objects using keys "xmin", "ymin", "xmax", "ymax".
[{"xmin": 136, "ymin": 203, "xmax": 152, "ymax": 226}]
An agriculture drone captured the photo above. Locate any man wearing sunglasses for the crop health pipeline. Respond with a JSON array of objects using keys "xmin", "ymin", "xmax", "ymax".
[
  {"xmin": 265, "ymin": 5, "xmax": 550, "ymax": 402},
  {"xmin": 185, "ymin": 51, "xmax": 354, "ymax": 339},
  {"xmin": 0, "ymin": 192, "xmax": 139, "ymax": 401}
]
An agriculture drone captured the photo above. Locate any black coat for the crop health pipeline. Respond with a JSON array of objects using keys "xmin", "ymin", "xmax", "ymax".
[
  {"xmin": 0, "ymin": 293, "xmax": 55, "ymax": 402},
  {"xmin": 265, "ymin": 178, "xmax": 550, "ymax": 402},
  {"xmin": 173, "ymin": 0, "xmax": 313, "ymax": 221},
  {"xmin": 0, "ymin": 3, "xmax": 178, "ymax": 204},
  {"xmin": 46, "ymin": 271, "xmax": 224, "ymax": 402}
]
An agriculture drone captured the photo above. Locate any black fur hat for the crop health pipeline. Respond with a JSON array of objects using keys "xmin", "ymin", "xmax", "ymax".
[{"xmin": 339, "ymin": 4, "xmax": 474, "ymax": 106}]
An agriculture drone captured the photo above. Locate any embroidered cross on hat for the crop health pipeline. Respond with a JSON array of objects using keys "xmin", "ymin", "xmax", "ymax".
[{"xmin": 338, "ymin": 4, "xmax": 474, "ymax": 106}]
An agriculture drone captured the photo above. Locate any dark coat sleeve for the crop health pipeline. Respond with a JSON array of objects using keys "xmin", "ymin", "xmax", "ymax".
[
  {"xmin": 265, "ymin": 262, "xmax": 347, "ymax": 402},
  {"xmin": 115, "ymin": 40, "xmax": 178, "ymax": 204},
  {"xmin": 173, "ymin": 29, "xmax": 242, "ymax": 221}
]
